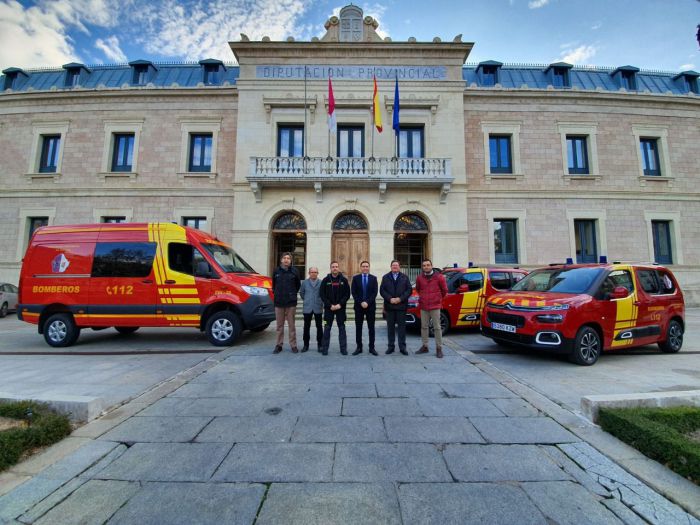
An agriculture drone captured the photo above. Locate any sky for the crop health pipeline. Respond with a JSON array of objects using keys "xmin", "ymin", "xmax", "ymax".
[{"xmin": 1, "ymin": 0, "xmax": 698, "ymax": 72}]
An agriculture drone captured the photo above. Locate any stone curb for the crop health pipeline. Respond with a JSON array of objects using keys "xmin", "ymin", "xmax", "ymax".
[
  {"xmin": 446, "ymin": 341, "xmax": 700, "ymax": 519},
  {"xmin": 582, "ymin": 390, "xmax": 700, "ymax": 423},
  {"xmin": 0, "ymin": 393, "xmax": 104, "ymax": 423}
]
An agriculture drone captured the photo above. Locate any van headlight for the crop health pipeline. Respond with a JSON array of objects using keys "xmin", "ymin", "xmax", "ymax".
[
  {"xmin": 242, "ymin": 286, "xmax": 269, "ymax": 296},
  {"xmin": 535, "ymin": 314, "xmax": 564, "ymax": 323}
]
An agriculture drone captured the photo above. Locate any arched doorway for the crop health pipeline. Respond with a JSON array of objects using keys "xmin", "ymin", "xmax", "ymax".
[
  {"xmin": 331, "ymin": 212, "xmax": 369, "ymax": 277},
  {"xmin": 271, "ymin": 212, "xmax": 307, "ymax": 276},
  {"xmin": 394, "ymin": 213, "xmax": 430, "ymax": 282}
]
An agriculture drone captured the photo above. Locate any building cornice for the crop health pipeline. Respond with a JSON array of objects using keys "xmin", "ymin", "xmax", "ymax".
[{"xmin": 0, "ymin": 86, "xmax": 238, "ymax": 104}]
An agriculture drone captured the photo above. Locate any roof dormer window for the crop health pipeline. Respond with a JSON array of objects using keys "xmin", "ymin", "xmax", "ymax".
[
  {"xmin": 673, "ymin": 71, "xmax": 699, "ymax": 94},
  {"xmin": 62, "ymin": 63, "xmax": 90, "ymax": 88},
  {"xmin": 199, "ymin": 59, "xmax": 226, "ymax": 86},
  {"xmin": 611, "ymin": 66, "xmax": 639, "ymax": 91},
  {"xmin": 128, "ymin": 60, "xmax": 157, "ymax": 86},
  {"xmin": 2, "ymin": 67, "xmax": 28, "ymax": 91},
  {"xmin": 546, "ymin": 62, "xmax": 573, "ymax": 88},
  {"xmin": 476, "ymin": 61, "xmax": 503, "ymax": 87}
]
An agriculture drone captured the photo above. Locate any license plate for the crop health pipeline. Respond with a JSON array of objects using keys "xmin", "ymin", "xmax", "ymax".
[{"xmin": 492, "ymin": 322, "xmax": 516, "ymax": 333}]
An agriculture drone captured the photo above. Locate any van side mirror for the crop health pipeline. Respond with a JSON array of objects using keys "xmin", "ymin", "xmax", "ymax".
[
  {"xmin": 195, "ymin": 261, "xmax": 213, "ymax": 279},
  {"xmin": 609, "ymin": 286, "xmax": 629, "ymax": 300}
]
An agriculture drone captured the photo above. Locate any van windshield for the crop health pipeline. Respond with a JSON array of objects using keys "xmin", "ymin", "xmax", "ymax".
[
  {"xmin": 202, "ymin": 243, "xmax": 256, "ymax": 274},
  {"xmin": 511, "ymin": 267, "xmax": 603, "ymax": 294}
]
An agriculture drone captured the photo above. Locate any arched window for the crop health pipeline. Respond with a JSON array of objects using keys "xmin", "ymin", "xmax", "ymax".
[
  {"xmin": 333, "ymin": 212, "xmax": 368, "ymax": 231},
  {"xmin": 394, "ymin": 213, "xmax": 430, "ymax": 282},
  {"xmin": 273, "ymin": 213, "xmax": 307, "ymax": 230},
  {"xmin": 271, "ymin": 211, "xmax": 306, "ymax": 276},
  {"xmin": 394, "ymin": 213, "xmax": 429, "ymax": 232}
]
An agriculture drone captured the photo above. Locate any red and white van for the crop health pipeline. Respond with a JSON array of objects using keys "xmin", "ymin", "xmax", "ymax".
[{"xmin": 18, "ymin": 223, "xmax": 275, "ymax": 347}]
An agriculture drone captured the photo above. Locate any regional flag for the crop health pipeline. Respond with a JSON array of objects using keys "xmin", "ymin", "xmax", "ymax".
[
  {"xmin": 328, "ymin": 77, "xmax": 337, "ymax": 134},
  {"xmin": 392, "ymin": 75, "xmax": 400, "ymax": 135},
  {"xmin": 373, "ymin": 76, "xmax": 383, "ymax": 132}
]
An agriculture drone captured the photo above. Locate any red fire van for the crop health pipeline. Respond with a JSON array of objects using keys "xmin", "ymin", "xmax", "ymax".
[{"xmin": 18, "ymin": 223, "xmax": 275, "ymax": 347}]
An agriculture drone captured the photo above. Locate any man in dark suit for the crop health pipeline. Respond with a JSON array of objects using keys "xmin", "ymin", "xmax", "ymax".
[
  {"xmin": 351, "ymin": 260, "xmax": 378, "ymax": 356},
  {"xmin": 319, "ymin": 261, "xmax": 351, "ymax": 356},
  {"xmin": 380, "ymin": 260, "xmax": 412, "ymax": 355}
]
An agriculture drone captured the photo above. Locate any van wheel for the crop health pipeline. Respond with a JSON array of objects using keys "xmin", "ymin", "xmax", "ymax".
[
  {"xmin": 569, "ymin": 326, "xmax": 601, "ymax": 366},
  {"xmin": 249, "ymin": 323, "xmax": 270, "ymax": 333},
  {"xmin": 428, "ymin": 312, "xmax": 450, "ymax": 337},
  {"xmin": 44, "ymin": 313, "xmax": 80, "ymax": 347},
  {"xmin": 206, "ymin": 311, "xmax": 242, "ymax": 346},
  {"xmin": 659, "ymin": 320, "xmax": 683, "ymax": 353},
  {"xmin": 115, "ymin": 326, "xmax": 139, "ymax": 335},
  {"xmin": 0, "ymin": 303, "xmax": 7, "ymax": 318}
]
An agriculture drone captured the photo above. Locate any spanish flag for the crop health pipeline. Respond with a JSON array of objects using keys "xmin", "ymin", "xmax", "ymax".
[{"xmin": 373, "ymin": 76, "xmax": 383, "ymax": 132}]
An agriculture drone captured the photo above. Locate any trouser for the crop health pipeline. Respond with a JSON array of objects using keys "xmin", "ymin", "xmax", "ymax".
[
  {"xmin": 303, "ymin": 312, "xmax": 323, "ymax": 347},
  {"xmin": 421, "ymin": 308, "xmax": 443, "ymax": 347},
  {"xmin": 321, "ymin": 309, "xmax": 347, "ymax": 353},
  {"xmin": 385, "ymin": 309, "xmax": 406, "ymax": 351},
  {"xmin": 354, "ymin": 306, "xmax": 376, "ymax": 349},
  {"xmin": 275, "ymin": 306, "xmax": 297, "ymax": 348}
]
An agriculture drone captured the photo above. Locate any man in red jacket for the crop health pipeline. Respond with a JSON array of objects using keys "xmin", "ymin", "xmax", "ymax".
[{"xmin": 415, "ymin": 259, "xmax": 448, "ymax": 358}]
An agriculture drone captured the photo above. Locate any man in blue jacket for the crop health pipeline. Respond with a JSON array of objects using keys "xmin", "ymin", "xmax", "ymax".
[
  {"xmin": 351, "ymin": 260, "xmax": 378, "ymax": 356},
  {"xmin": 319, "ymin": 261, "xmax": 351, "ymax": 356},
  {"xmin": 379, "ymin": 260, "xmax": 412, "ymax": 355}
]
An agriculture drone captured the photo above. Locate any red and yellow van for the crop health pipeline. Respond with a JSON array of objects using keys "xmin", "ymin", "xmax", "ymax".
[
  {"xmin": 481, "ymin": 263, "xmax": 685, "ymax": 365},
  {"xmin": 18, "ymin": 223, "xmax": 275, "ymax": 347}
]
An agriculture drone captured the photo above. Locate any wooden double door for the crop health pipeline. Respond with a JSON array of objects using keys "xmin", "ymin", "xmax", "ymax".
[{"xmin": 331, "ymin": 232, "xmax": 369, "ymax": 278}]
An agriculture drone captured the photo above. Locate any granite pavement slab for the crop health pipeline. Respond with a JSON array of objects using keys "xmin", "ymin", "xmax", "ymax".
[
  {"xmin": 194, "ymin": 415, "xmax": 297, "ymax": 443},
  {"xmin": 291, "ymin": 416, "xmax": 387, "ymax": 442},
  {"xmin": 470, "ymin": 416, "xmax": 579, "ymax": 443},
  {"xmin": 383, "ymin": 416, "xmax": 484, "ymax": 443},
  {"xmin": 99, "ymin": 416, "xmax": 212, "ymax": 443}
]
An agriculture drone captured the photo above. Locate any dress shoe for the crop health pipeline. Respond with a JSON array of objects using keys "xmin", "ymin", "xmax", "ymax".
[
  {"xmin": 321, "ymin": 350, "xmax": 328, "ymax": 356},
  {"xmin": 352, "ymin": 348, "xmax": 363, "ymax": 356},
  {"xmin": 400, "ymin": 349, "xmax": 409, "ymax": 355},
  {"xmin": 415, "ymin": 345, "xmax": 429, "ymax": 355},
  {"xmin": 291, "ymin": 347, "xmax": 299, "ymax": 353},
  {"xmin": 301, "ymin": 345, "xmax": 309, "ymax": 353},
  {"xmin": 385, "ymin": 348, "xmax": 395, "ymax": 355},
  {"xmin": 369, "ymin": 348, "xmax": 378, "ymax": 356},
  {"xmin": 340, "ymin": 349, "xmax": 348, "ymax": 355},
  {"xmin": 273, "ymin": 345, "xmax": 283, "ymax": 354},
  {"xmin": 436, "ymin": 346, "xmax": 443, "ymax": 359}
]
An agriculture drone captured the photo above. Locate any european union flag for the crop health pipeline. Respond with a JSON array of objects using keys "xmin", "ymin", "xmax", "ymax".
[{"xmin": 392, "ymin": 75, "xmax": 400, "ymax": 136}]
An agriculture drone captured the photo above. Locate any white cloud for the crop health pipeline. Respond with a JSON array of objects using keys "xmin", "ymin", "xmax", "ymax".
[
  {"xmin": 591, "ymin": 21, "xmax": 602, "ymax": 30},
  {"xmin": 679, "ymin": 63, "xmax": 695, "ymax": 70},
  {"xmin": 560, "ymin": 44, "xmax": 597, "ymax": 65},
  {"xmin": 95, "ymin": 36, "xmax": 127, "ymax": 63},
  {"xmin": 528, "ymin": 0, "xmax": 550, "ymax": 9}
]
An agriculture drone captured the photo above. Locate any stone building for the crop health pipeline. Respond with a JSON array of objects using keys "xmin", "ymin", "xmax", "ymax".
[{"xmin": 1, "ymin": 5, "xmax": 699, "ymax": 302}]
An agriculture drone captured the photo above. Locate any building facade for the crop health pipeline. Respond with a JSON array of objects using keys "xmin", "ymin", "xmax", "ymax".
[{"xmin": 1, "ymin": 5, "xmax": 699, "ymax": 302}]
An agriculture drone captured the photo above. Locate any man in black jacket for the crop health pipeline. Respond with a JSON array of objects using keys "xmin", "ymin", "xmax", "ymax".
[
  {"xmin": 319, "ymin": 261, "xmax": 350, "ymax": 356},
  {"xmin": 272, "ymin": 252, "xmax": 301, "ymax": 354},
  {"xmin": 380, "ymin": 260, "xmax": 412, "ymax": 355},
  {"xmin": 351, "ymin": 260, "xmax": 378, "ymax": 355}
]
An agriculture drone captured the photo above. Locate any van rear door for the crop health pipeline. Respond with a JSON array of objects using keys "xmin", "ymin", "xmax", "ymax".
[{"xmin": 87, "ymin": 241, "xmax": 158, "ymax": 327}]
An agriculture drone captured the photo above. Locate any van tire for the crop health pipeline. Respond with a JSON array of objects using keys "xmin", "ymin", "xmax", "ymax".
[
  {"xmin": 0, "ymin": 303, "xmax": 7, "ymax": 318},
  {"xmin": 659, "ymin": 319, "xmax": 683, "ymax": 353},
  {"xmin": 115, "ymin": 326, "xmax": 139, "ymax": 335},
  {"xmin": 44, "ymin": 313, "xmax": 80, "ymax": 347},
  {"xmin": 569, "ymin": 326, "xmax": 601, "ymax": 366},
  {"xmin": 206, "ymin": 311, "xmax": 242, "ymax": 346}
]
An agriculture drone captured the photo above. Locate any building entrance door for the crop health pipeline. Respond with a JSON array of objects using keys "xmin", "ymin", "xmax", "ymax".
[
  {"xmin": 331, "ymin": 212, "xmax": 369, "ymax": 278},
  {"xmin": 332, "ymin": 233, "xmax": 369, "ymax": 277}
]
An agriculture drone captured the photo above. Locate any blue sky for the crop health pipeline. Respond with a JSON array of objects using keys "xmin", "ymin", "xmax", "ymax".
[{"xmin": 1, "ymin": 0, "xmax": 698, "ymax": 72}]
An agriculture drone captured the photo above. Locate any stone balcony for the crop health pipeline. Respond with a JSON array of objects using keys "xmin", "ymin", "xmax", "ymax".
[{"xmin": 247, "ymin": 156, "xmax": 453, "ymax": 203}]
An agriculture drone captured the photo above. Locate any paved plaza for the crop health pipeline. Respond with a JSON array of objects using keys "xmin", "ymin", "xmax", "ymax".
[{"xmin": 0, "ymin": 315, "xmax": 699, "ymax": 524}]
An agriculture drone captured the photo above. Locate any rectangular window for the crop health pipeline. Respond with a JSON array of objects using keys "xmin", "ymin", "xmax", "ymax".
[
  {"xmin": 621, "ymin": 71, "xmax": 636, "ymax": 90},
  {"xmin": 637, "ymin": 269, "xmax": 660, "ymax": 294},
  {"xmin": 640, "ymin": 138, "xmax": 661, "ymax": 176},
  {"xmin": 29, "ymin": 217, "xmax": 48, "ymax": 237},
  {"xmin": 203, "ymin": 65, "xmax": 219, "ymax": 85},
  {"xmin": 91, "ymin": 242, "xmax": 157, "ymax": 278},
  {"xmin": 398, "ymin": 126, "xmax": 424, "ymax": 158},
  {"xmin": 133, "ymin": 66, "xmax": 148, "ymax": 86},
  {"xmin": 574, "ymin": 219, "xmax": 597, "ymax": 263},
  {"xmin": 651, "ymin": 220, "xmax": 673, "ymax": 264},
  {"xmin": 481, "ymin": 66, "xmax": 497, "ymax": 86},
  {"xmin": 111, "ymin": 133, "xmax": 135, "ymax": 172},
  {"xmin": 182, "ymin": 216, "xmax": 207, "ymax": 230},
  {"xmin": 687, "ymin": 78, "xmax": 699, "ymax": 94},
  {"xmin": 338, "ymin": 125, "xmax": 364, "ymax": 157},
  {"xmin": 494, "ymin": 219, "xmax": 518, "ymax": 263},
  {"xmin": 489, "ymin": 135, "xmax": 512, "ymax": 174},
  {"xmin": 489, "ymin": 271, "xmax": 512, "ymax": 290},
  {"xmin": 552, "ymin": 69, "xmax": 569, "ymax": 88},
  {"xmin": 188, "ymin": 133, "xmax": 213, "ymax": 172},
  {"xmin": 277, "ymin": 125, "xmax": 304, "ymax": 157},
  {"xmin": 39, "ymin": 135, "xmax": 61, "ymax": 173},
  {"xmin": 168, "ymin": 242, "xmax": 208, "ymax": 277},
  {"xmin": 566, "ymin": 136, "xmax": 589, "ymax": 174},
  {"xmin": 101, "ymin": 216, "xmax": 126, "ymax": 223},
  {"xmin": 66, "ymin": 70, "xmax": 80, "ymax": 87}
]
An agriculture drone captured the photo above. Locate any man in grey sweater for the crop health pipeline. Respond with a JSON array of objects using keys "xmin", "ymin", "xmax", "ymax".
[{"xmin": 299, "ymin": 267, "xmax": 323, "ymax": 353}]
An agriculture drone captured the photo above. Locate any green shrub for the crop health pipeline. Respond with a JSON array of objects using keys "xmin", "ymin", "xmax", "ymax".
[
  {"xmin": 0, "ymin": 401, "xmax": 72, "ymax": 472},
  {"xmin": 599, "ymin": 406, "xmax": 700, "ymax": 484}
]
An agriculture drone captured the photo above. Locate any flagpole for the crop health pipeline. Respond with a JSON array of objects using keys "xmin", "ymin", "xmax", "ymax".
[{"xmin": 303, "ymin": 65, "xmax": 308, "ymax": 169}]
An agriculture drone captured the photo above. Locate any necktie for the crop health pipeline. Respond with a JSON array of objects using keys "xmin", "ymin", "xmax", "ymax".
[{"xmin": 362, "ymin": 275, "xmax": 367, "ymax": 300}]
